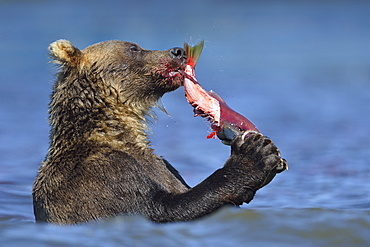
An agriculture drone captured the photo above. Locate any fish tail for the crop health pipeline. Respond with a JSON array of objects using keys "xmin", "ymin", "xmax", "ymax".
[{"xmin": 184, "ymin": 40, "xmax": 204, "ymax": 67}]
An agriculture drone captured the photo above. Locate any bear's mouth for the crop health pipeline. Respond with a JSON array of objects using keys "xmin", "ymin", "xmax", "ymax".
[
  {"xmin": 167, "ymin": 70, "xmax": 183, "ymax": 83},
  {"xmin": 154, "ymin": 59, "xmax": 185, "ymax": 88}
]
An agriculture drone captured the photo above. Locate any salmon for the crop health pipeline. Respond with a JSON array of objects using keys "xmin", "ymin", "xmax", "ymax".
[{"xmin": 182, "ymin": 41, "xmax": 259, "ymax": 145}]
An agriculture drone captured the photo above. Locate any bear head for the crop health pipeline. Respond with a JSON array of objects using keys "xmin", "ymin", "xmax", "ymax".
[{"xmin": 48, "ymin": 39, "xmax": 187, "ymax": 112}]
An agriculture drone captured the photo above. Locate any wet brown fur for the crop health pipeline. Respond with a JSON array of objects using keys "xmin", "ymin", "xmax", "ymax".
[{"xmin": 32, "ymin": 40, "xmax": 286, "ymax": 224}]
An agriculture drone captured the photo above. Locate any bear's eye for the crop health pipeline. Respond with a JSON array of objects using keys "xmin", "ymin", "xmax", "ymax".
[{"xmin": 129, "ymin": 45, "xmax": 140, "ymax": 52}]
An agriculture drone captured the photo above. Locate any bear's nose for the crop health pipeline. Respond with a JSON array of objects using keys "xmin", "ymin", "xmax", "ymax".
[{"xmin": 170, "ymin": 47, "xmax": 186, "ymax": 60}]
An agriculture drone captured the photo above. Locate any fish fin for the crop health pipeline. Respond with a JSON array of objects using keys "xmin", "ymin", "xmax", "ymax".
[
  {"xmin": 184, "ymin": 40, "xmax": 204, "ymax": 67},
  {"xmin": 208, "ymin": 90, "xmax": 226, "ymax": 103},
  {"xmin": 206, "ymin": 131, "xmax": 217, "ymax": 139}
]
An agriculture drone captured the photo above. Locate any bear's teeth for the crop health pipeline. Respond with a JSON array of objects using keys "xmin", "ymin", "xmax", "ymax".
[{"xmin": 169, "ymin": 71, "xmax": 179, "ymax": 77}]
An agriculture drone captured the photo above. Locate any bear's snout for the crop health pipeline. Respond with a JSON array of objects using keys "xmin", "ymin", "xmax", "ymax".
[{"xmin": 170, "ymin": 47, "xmax": 186, "ymax": 61}]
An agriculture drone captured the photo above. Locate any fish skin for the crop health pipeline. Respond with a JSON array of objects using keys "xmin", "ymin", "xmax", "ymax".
[{"xmin": 183, "ymin": 41, "xmax": 259, "ymax": 145}]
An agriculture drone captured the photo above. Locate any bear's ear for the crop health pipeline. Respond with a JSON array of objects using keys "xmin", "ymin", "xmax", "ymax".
[{"xmin": 49, "ymin": 39, "xmax": 82, "ymax": 66}]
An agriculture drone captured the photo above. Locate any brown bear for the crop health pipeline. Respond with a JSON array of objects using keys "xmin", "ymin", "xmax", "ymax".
[{"xmin": 32, "ymin": 39, "xmax": 287, "ymax": 224}]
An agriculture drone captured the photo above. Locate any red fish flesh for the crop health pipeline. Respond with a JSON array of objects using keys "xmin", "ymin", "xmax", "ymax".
[{"xmin": 182, "ymin": 41, "xmax": 259, "ymax": 145}]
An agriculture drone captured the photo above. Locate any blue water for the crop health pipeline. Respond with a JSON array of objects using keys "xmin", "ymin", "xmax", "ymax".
[{"xmin": 1, "ymin": 0, "xmax": 370, "ymax": 246}]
